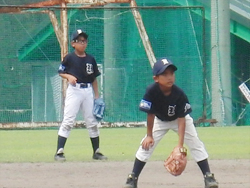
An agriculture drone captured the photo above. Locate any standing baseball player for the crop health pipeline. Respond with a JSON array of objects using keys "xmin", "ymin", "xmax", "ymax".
[
  {"xmin": 54, "ymin": 29, "xmax": 107, "ymax": 161},
  {"xmin": 123, "ymin": 58, "xmax": 218, "ymax": 188}
]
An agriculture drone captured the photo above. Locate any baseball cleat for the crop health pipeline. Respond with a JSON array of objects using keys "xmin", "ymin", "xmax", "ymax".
[
  {"xmin": 54, "ymin": 154, "xmax": 66, "ymax": 162},
  {"xmin": 92, "ymin": 152, "xmax": 108, "ymax": 160},
  {"xmin": 54, "ymin": 148, "xmax": 66, "ymax": 162},
  {"xmin": 204, "ymin": 172, "xmax": 218, "ymax": 188},
  {"xmin": 123, "ymin": 172, "xmax": 138, "ymax": 188}
]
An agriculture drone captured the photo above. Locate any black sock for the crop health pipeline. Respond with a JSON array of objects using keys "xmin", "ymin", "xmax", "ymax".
[
  {"xmin": 90, "ymin": 136, "xmax": 99, "ymax": 154},
  {"xmin": 56, "ymin": 135, "xmax": 67, "ymax": 153},
  {"xmin": 197, "ymin": 159, "xmax": 211, "ymax": 176},
  {"xmin": 132, "ymin": 158, "xmax": 146, "ymax": 178}
]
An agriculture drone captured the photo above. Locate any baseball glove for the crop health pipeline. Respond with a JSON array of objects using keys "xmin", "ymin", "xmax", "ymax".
[
  {"xmin": 93, "ymin": 98, "xmax": 105, "ymax": 121},
  {"xmin": 164, "ymin": 146, "xmax": 187, "ymax": 176}
]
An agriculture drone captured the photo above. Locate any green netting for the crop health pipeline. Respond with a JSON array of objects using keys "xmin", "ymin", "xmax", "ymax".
[{"xmin": 0, "ymin": 3, "xmax": 249, "ymax": 126}]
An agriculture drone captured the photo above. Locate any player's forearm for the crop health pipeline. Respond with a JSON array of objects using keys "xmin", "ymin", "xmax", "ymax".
[
  {"xmin": 92, "ymin": 78, "xmax": 99, "ymax": 99},
  {"xmin": 59, "ymin": 73, "xmax": 77, "ymax": 85},
  {"xmin": 146, "ymin": 113, "xmax": 155, "ymax": 137},
  {"xmin": 59, "ymin": 73, "xmax": 71, "ymax": 80},
  {"xmin": 177, "ymin": 117, "xmax": 186, "ymax": 147}
]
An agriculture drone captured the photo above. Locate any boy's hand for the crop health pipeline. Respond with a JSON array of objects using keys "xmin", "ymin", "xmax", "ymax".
[
  {"xmin": 141, "ymin": 136, "xmax": 154, "ymax": 150},
  {"xmin": 67, "ymin": 75, "xmax": 77, "ymax": 85}
]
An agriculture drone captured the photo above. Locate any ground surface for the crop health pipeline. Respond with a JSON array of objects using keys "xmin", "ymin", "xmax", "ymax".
[{"xmin": 1, "ymin": 159, "xmax": 250, "ymax": 188}]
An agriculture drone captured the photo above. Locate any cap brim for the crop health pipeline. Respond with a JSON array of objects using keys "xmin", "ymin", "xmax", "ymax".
[{"xmin": 157, "ymin": 64, "xmax": 177, "ymax": 75}]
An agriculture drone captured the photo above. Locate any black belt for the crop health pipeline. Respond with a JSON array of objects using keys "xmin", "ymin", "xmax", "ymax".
[{"xmin": 75, "ymin": 83, "xmax": 91, "ymax": 88}]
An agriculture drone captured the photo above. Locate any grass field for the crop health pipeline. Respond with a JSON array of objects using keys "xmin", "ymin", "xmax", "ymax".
[{"xmin": 0, "ymin": 126, "xmax": 249, "ymax": 163}]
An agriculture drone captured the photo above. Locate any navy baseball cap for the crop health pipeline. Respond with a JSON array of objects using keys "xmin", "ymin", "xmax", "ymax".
[
  {"xmin": 71, "ymin": 29, "xmax": 88, "ymax": 41},
  {"xmin": 153, "ymin": 58, "xmax": 177, "ymax": 76}
]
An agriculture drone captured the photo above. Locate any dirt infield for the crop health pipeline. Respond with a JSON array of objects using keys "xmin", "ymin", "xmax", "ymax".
[{"xmin": 1, "ymin": 159, "xmax": 249, "ymax": 188}]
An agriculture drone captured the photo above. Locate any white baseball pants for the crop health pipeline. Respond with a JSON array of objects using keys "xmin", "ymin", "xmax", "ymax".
[
  {"xmin": 58, "ymin": 84, "xmax": 99, "ymax": 138},
  {"xmin": 136, "ymin": 114, "xmax": 209, "ymax": 162}
]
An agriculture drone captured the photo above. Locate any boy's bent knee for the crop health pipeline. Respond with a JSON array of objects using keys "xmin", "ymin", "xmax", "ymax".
[{"xmin": 88, "ymin": 125, "xmax": 99, "ymax": 138}]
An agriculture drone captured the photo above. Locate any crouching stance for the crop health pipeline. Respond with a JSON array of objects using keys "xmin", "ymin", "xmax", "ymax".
[{"xmin": 123, "ymin": 58, "xmax": 218, "ymax": 188}]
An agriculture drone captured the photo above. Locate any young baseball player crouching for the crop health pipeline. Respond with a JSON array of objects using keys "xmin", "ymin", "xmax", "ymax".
[
  {"xmin": 54, "ymin": 29, "xmax": 107, "ymax": 161},
  {"xmin": 123, "ymin": 58, "xmax": 218, "ymax": 188}
]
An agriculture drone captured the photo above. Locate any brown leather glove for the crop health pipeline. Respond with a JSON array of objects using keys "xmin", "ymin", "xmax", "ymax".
[{"xmin": 164, "ymin": 146, "xmax": 187, "ymax": 176}]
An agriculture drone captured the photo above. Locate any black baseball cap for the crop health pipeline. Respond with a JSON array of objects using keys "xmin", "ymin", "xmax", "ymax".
[
  {"xmin": 71, "ymin": 29, "xmax": 88, "ymax": 41},
  {"xmin": 152, "ymin": 58, "xmax": 177, "ymax": 76}
]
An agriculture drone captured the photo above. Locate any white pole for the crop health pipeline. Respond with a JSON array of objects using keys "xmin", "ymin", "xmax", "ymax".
[{"xmin": 211, "ymin": 0, "xmax": 232, "ymax": 125}]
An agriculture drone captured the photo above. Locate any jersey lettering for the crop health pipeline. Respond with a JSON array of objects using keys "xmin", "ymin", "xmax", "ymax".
[
  {"xmin": 86, "ymin": 63, "xmax": 93, "ymax": 74},
  {"xmin": 168, "ymin": 105, "xmax": 176, "ymax": 116}
]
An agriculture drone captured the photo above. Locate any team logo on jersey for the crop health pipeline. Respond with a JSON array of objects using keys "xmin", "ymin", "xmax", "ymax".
[
  {"xmin": 168, "ymin": 105, "xmax": 176, "ymax": 116},
  {"xmin": 184, "ymin": 103, "xmax": 191, "ymax": 113},
  {"xmin": 86, "ymin": 63, "xmax": 93, "ymax": 74},
  {"xmin": 139, "ymin": 99, "xmax": 151, "ymax": 110},
  {"xmin": 58, "ymin": 64, "xmax": 65, "ymax": 71}
]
